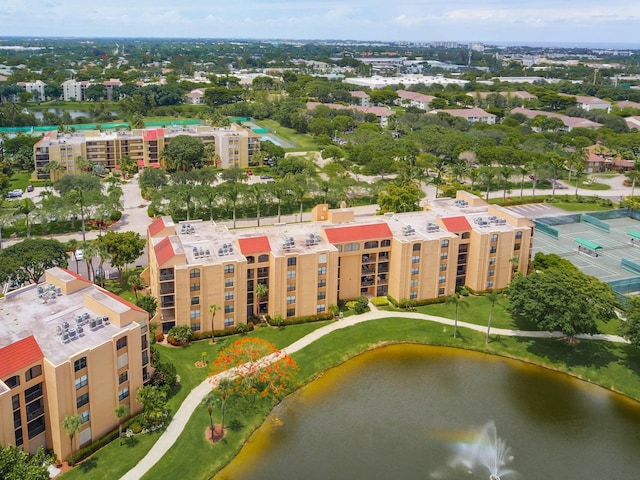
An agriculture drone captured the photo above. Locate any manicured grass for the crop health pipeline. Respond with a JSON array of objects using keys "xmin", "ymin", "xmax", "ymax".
[
  {"xmin": 552, "ymin": 202, "xmax": 615, "ymax": 212},
  {"xmin": 252, "ymin": 119, "xmax": 320, "ymax": 152},
  {"xmin": 8, "ymin": 171, "xmax": 33, "ymax": 190},
  {"xmin": 579, "ymin": 182, "xmax": 611, "ymax": 191},
  {"xmin": 415, "ymin": 295, "xmax": 538, "ymax": 331}
]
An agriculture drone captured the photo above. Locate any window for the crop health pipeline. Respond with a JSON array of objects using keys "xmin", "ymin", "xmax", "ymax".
[
  {"xmin": 317, "ymin": 292, "xmax": 326, "ymax": 300},
  {"xmin": 224, "ymin": 304, "xmax": 234, "ymax": 314},
  {"xmin": 411, "ymin": 255, "xmax": 420, "ymax": 264},
  {"xmin": 489, "ymin": 246, "xmax": 497, "ymax": 254},
  {"xmin": 225, "ymin": 278, "xmax": 234, "ymax": 288},
  {"xmin": 440, "ymin": 252, "xmax": 448, "ymax": 260},
  {"xmin": 224, "ymin": 317, "xmax": 234, "ymax": 327},
  {"xmin": 345, "ymin": 242, "xmax": 360, "ymax": 252},
  {"xmin": 287, "ymin": 257, "xmax": 297, "ymax": 266},
  {"xmin": 318, "ymin": 266, "xmax": 327, "ymax": 275},
  {"xmin": 191, "ymin": 296, "xmax": 200, "ymax": 306},
  {"xmin": 318, "ymin": 253, "xmax": 327, "ymax": 264},
  {"xmin": 116, "ymin": 337, "xmax": 127, "ymax": 350},
  {"xmin": 27, "ymin": 416, "xmax": 45, "ymax": 439},
  {"xmin": 438, "ymin": 276, "xmax": 446, "ymax": 284},
  {"xmin": 190, "ymin": 283, "xmax": 200, "ymax": 292},
  {"xmin": 410, "ymin": 292, "xmax": 418, "ymax": 300},
  {"xmin": 287, "ymin": 283, "xmax": 296, "ymax": 292},
  {"xmin": 491, "ymin": 234, "xmax": 498, "ymax": 242},
  {"xmin": 412, "ymin": 243, "xmax": 421, "ymax": 251},
  {"xmin": 258, "ymin": 254, "xmax": 269, "ymax": 263},
  {"xmin": 74, "ymin": 357, "xmax": 87, "ymax": 372},
  {"xmin": 287, "ymin": 295, "xmax": 296, "ymax": 305},
  {"xmin": 247, "ymin": 256, "xmax": 255, "ymax": 264},
  {"xmin": 439, "ymin": 288, "xmax": 445, "ymax": 296},
  {"xmin": 25, "ymin": 365, "xmax": 42, "ymax": 381},
  {"xmin": 317, "ymin": 304, "xmax": 326, "ymax": 313},
  {"xmin": 381, "ymin": 239, "xmax": 391, "ymax": 247},
  {"xmin": 461, "ymin": 232, "xmax": 470, "ymax": 239},
  {"xmin": 142, "ymin": 350, "xmax": 149, "ymax": 366},
  {"xmin": 190, "ymin": 310, "xmax": 200, "ymax": 319},
  {"xmin": 117, "ymin": 353, "xmax": 128, "ymax": 369},
  {"xmin": 118, "ymin": 387, "xmax": 129, "ymax": 401},
  {"xmin": 365, "ymin": 241, "xmax": 379, "ymax": 249},
  {"xmin": 189, "ymin": 269, "xmax": 201, "ymax": 278},
  {"xmin": 410, "ymin": 280, "xmax": 418, "ymax": 288},
  {"xmin": 486, "ymin": 281, "xmax": 494, "ymax": 289},
  {"xmin": 287, "ymin": 308, "xmax": 295, "ymax": 318},
  {"xmin": 515, "ymin": 231, "xmax": 523, "ymax": 240},
  {"xmin": 489, "ymin": 257, "xmax": 496, "ymax": 266},
  {"xmin": 224, "ymin": 264, "xmax": 235, "ymax": 274},
  {"xmin": 318, "ymin": 279, "xmax": 326, "ymax": 288},
  {"xmin": 75, "ymin": 375, "xmax": 88, "ymax": 390},
  {"xmin": 77, "ymin": 393, "xmax": 89, "ymax": 408},
  {"xmin": 12, "ymin": 394, "xmax": 20, "ymax": 411},
  {"xmin": 514, "ymin": 243, "xmax": 521, "ymax": 251},
  {"xmin": 440, "ymin": 264, "xmax": 447, "ymax": 272},
  {"xmin": 225, "ymin": 291, "xmax": 234, "ymax": 301},
  {"xmin": 5, "ymin": 375, "xmax": 20, "ymax": 389},
  {"xmin": 287, "ymin": 270, "xmax": 296, "ymax": 279},
  {"xmin": 411, "ymin": 267, "xmax": 419, "ymax": 276},
  {"xmin": 80, "ymin": 410, "xmax": 90, "ymax": 424},
  {"xmin": 441, "ymin": 239, "xmax": 449, "ymax": 248},
  {"xmin": 191, "ymin": 322, "xmax": 201, "ymax": 331},
  {"xmin": 488, "ymin": 269, "xmax": 495, "ymax": 277},
  {"xmin": 118, "ymin": 371, "xmax": 128, "ymax": 385}
]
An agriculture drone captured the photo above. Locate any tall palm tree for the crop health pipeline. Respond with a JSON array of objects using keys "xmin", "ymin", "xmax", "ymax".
[
  {"xmin": 114, "ymin": 404, "xmax": 129, "ymax": 446},
  {"xmin": 445, "ymin": 293, "xmax": 468, "ymax": 339},
  {"xmin": 14, "ymin": 198, "xmax": 37, "ymax": 238},
  {"xmin": 62, "ymin": 414, "xmax": 83, "ymax": 466},
  {"xmin": 484, "ymin": 291, "xmax": 502, "ymax": 344},
  {"xmin": 203, "ymin": 394, "xmax": 216, "ymax": 441},
  {"xmin": 208, "ymin": 304, "xmax": 219, "ymax": 344},
  {"xmin": 254, "ymin": 283, "xmax": 269, "ymax": 319},
  {"xmin": 217, "ymin": 378, "xmax": 233, "ymax": 432}
]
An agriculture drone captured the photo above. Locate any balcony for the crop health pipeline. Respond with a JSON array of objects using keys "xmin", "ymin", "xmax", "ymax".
[{"xmin": 362, "ymin": 266, "xmax": 375, "ymax": 275}]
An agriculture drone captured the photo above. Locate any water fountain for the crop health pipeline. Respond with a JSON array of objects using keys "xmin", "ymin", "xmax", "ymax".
[{"xmin": 434, "ymin": 421, "xmax": 518, "ymax": 479}]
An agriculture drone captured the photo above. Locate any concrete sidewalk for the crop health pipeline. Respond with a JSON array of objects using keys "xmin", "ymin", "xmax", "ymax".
[{"xmin": 119, "ymin": 307, "xmax": 627, "ymax": 480}]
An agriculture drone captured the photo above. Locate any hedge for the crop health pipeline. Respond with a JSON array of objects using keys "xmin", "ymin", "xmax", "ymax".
[{"xmin": 68, "ymin": 415, "xmax": 139, "ymax": 464}]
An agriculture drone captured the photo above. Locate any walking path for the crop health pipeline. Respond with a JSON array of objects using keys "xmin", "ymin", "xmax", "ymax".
[{"xmin": 119, "ymin": 306, "xmax": 627, "ymax": 480}]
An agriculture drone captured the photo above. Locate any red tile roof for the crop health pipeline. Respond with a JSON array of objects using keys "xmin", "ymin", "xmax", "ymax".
[
  {"xmin": 324, "ymin": 223, "xmax": 392, "ymax": 243},
  {"xmin": 441, "ymin": 216, "xmax": 472, "ymax": 232},
  {"xmin": 238, "ymin": 236, "xmax": 271, "ymax": 255},
  {"xmin": 143, "ymin": 128, "xmax": 163, "ymax": 141},
  {"xmin": 0, "ymin": 336, "xmax": 44, "ymax": 379},
  {"xmin": 148, "ymin": 217, "xmax": 168, "ymax": 237},
  {"xmin": 154, "ymin": 237, "xmax": 175, "ymax": 266}
]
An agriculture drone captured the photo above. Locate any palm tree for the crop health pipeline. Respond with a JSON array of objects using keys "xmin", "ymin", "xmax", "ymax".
[
  {"xmin": 445, "ymin": 293, "xmax": 468, "ymax": 339},
  {"xmin": 254, "ymin": 283, "xmax": 269, "ymax": 319},
  {"xmin": 14, "ymin": 198, "xmax": 37, "ymax": 238},
  {"xmin": 484, "ymin": 291, "xmax": 502, "ymax": 344},
  {"xmin": 499, "ymin": 165, "xmax": 513, "ymax": 201},
  {"xmin": 218, "ymin": 378, "xmax": 233, "ymax": 432},
  {"xmin": 114, "ymin": 404, "xmax": 130, "ymax": 446},
  {"xmin": 208, "ymin": 304, "xmax": 219, "ymax": 344},
  {"xmin": 127, "ymin": 273, "xmax": 145, "ymax": 299},
  {"xmin": 203, "ymin": 394, "xmax": 216, "ymax": 441},
  {"xmin": 62, "ymin": 414, "xmax": 83, "ymax": 466}
]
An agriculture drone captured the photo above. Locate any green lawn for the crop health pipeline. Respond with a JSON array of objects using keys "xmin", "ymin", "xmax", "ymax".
[
  {"xmin": 551, "ymin": 202, "xmax": 615, "ymax": 212},
  {"xmin": 8, "ymin": 171, "xmax": 34, "ymax": 191},
  {"xmin": 145, "ymin": 317, "xmax": 640, "ymax": 480},
  {"xmin": 252, "ymin": 119, "xmax": 320, "ymax": 152},
  {"xmin": 579, "ymin": 181, "xmax": 611, "ymax": 191}
]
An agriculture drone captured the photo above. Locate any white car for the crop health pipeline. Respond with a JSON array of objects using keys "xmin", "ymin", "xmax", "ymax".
[{"xmin": 74, "ymin": 250, "xmax": 84, "ymax": 261}]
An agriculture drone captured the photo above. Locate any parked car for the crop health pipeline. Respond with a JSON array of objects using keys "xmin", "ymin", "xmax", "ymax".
[
  {"xmin": 26, "ymin": 185, "xmax": 34, "ymax": 192},
  {"xmin": 6, "ymin": 189, "xmax": 22, "ymax": 199},
  {"xmin": 74, "ymin": 249, "xmax": 84, "ymax": 261},
  {"xmin": 260, "ymin": 174, "xmax": 273, "ymax": 180}
]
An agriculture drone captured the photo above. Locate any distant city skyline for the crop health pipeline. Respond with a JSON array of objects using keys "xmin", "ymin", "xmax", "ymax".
[{"xmin": 0, "ymin": 1, "xmax": 638, "ymax": 48}]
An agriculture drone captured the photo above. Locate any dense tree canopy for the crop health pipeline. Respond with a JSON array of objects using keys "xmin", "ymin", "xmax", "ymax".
[
  {"xmin": 508, "ymin": 253, "xmax": 617, "ymax": 339},
  {"xmin": 0, "ymin": 445, "xmax": 51, "ymax": 480},
  {"xmin": 0, "ymin": 238, "xmax": 69, "ymax": 284},
  {"xmin": 162, "ymin": 135, "xmax": 206, "ymax": 172}
]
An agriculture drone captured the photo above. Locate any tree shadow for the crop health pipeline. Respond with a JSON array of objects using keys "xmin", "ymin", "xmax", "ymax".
[
  {"xmin": 77, "ymin": 456, "xmax": 97, "ymax": 473},
  {"xmin": 619, "ymin": 344, "xmax": 640, "ymax": 376},
  {"xmin": 122, "ymin": 435, "xmax": 139, "ymax": 449},
  {"xmin": 515, "ymin": 336, "xmax": 618, "ymax": 369},
  {"xmin": 227, "ymin": 419, "xmax": 244, "ymax": 432}
]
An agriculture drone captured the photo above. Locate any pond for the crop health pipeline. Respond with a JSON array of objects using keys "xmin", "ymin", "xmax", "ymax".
[{"xmin": 217, "ymin": 345, "xmax": 640, "ymax": 480}]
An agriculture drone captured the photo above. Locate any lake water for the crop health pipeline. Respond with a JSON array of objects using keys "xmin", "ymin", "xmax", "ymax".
[{"xmin": 217, "ymin": 345, "xmax": 640, "ymax": 480}]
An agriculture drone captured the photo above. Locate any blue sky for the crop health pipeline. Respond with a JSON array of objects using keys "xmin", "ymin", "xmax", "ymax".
[{"xmin": 1, "ymin": 0, "xmax": 637, "ymax": 46}]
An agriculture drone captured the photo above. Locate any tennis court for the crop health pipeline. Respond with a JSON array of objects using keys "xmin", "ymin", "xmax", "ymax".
[{"xmin": 533, "ymin": 214, "xmax": 640, "ymax": 283}]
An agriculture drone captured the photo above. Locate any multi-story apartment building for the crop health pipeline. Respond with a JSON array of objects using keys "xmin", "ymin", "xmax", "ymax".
[
  {"xmin": 33, "ymin": 124, "xmax": 261, "ymax": 179},
  {"xmin": 16, "ymin": 81, "xmax": 47, "ymax": 102},
  {"xmin": 145, "ymin": 192, "xmax": 533, "ymax": 334},
  {"xmin": 0, "ymin": 268, "xmax": 150, "ymax": 460},
  {"xmin": 61, "ymin": 79, "xmax": 91, "ymax": 102}
]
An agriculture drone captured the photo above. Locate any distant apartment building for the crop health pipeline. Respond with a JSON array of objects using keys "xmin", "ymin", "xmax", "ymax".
[
  {"xmin": 16, "ymin": 80, "xmax": 47, "ymax": 101},
  {"xmin": 104, "ymin": 79, "xmax": 123, "ymax": 101},
  {"xmin": 0, "ymin": 268, "xmax": 150, "ymax": 461},
  {"xmin": 396, "ymin": 90, "xmax": 436, "ymax": 111},
  {"xmin": 350, "ymin": 91, "xmax": 371, "ymax": 107},
  {"xmin": 510, "ymin": 107, "xmax": 603, "ymax": 131},
  {"xmin": 62, "ymin": 79, "xmax": 91, "ymax": 101},
  {"xmin": 429, "ymin": 108, "xmax": 496, "ymax": 125},
  {"xmin": 145, "ymin": 192, "xmax": 533, "ymax": 334},
  {"xmin": 306, "ymin": 101, "xmax": 395, "ymax": 128},
  {"xmin": 185, "ymin": 88, "xmax": 206, "ymax": 105},
  {"xmin": 33, "ymin": 124, "xmax": 261, "ymax": 179},
  {"xmin": 559, "ymin": 94, "xmax": 611, "ymax": 112}
]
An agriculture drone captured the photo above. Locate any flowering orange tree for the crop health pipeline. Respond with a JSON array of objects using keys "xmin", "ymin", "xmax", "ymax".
[{"xmin": 210, "ymin": 337, "xmax": 298, "ymax": 399}]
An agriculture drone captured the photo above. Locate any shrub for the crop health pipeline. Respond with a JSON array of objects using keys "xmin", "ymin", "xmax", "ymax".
[
  {"xmin": 110, "ymin": 210, "xmax": 123, "ymax": 221},
  {"xmin": 166, "ymin": 325, "xmax": 192, "ymax": 345},
  {"xmin": 155, "ymin": 332, "xmax": 165, "ymax": 343},
  {"xmin": 371, "ymin": 296, "xmax": 389, "ymax": 307},
  {"xmin": 130, "ymin": 423, "xmax": 143, "ymax": 434},
  {"xmin": 398, "ymin": 298, "xmax": 417, "ymax": 310},
  {"xmin": 236, "ymin": 323, "xmax": 248, "ymax": 335},
  {"xmin": 387, "ymin": 295, "xmax": 399, "ymax": 307}
]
